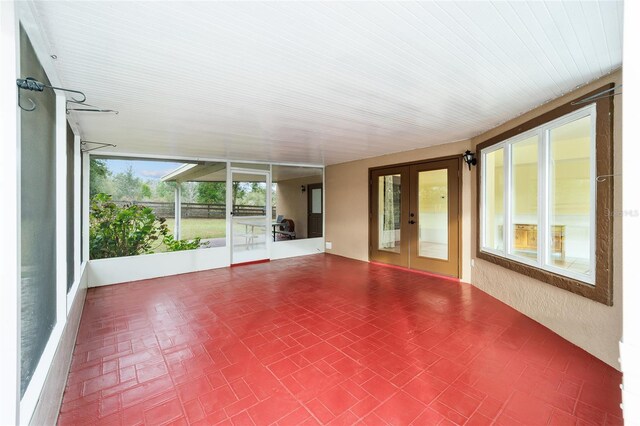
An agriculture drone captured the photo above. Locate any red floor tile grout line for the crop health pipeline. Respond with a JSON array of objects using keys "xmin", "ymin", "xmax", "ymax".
[{"xmin": 58, "ymin": 254, "xmax": 622, "ymax": 426}]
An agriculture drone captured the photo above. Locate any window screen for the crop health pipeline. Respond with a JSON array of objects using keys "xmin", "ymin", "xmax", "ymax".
[{"xmin": 20, "ymin": 26, "xmax": 58, "ymax": 396}]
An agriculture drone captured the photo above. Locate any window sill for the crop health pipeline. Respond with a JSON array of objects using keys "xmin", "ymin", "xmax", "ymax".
[{"xmin": 477, "ymin": 250, "xmax": 612, "ymax": 305}]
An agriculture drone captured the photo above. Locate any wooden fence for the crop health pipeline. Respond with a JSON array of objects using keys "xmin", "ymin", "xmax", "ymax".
[{"xmin": 114, "ymin": 201, "xmax": 275, "ymax": 219}]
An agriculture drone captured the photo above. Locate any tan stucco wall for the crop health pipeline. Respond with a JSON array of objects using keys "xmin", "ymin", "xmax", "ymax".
[
  {"xmin": 276, "ymin": 175, "xmax": 323, "ymax": 239},
  {"xmin": 325, "ymin": 69, "xmax": 622, "ymax": 368},
  {"xmin": 325, "ymin": 139, "xmax": 473, "ymax": 282}
]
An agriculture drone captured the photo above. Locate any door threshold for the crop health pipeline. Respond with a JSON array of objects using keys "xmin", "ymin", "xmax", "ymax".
[
  {"xmin": 231, "ymin": 259, "xmax": 271, "ymax": 267},
  {"xmin": 369, "ymin": 261, "xmax": 460, "ymax": 282}
]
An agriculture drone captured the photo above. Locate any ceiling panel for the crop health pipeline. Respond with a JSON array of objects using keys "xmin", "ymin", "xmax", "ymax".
[{"xmin": 31, "ymin": 1, "xmax": 622, "ymax": 165}]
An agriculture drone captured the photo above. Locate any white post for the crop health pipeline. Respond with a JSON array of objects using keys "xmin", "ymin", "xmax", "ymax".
[
  {"xmin": 0, "ymin": 1, "xmax": 20, "ymax": 423},
  {"xmin": 621, "ymin": 2, "xmax": 640, "ymax": 424},
  {"xmin": 73, "ymin": 134, "xmax": 81, "ymax": 284},
  {"xmin": 56, "ymin": 94, "xmax": 68, "ymax": 322},
  {"xmin": 82, "ymin": 152, "xmax": 90, "ymax": 262},
  {"xmin": 227, "ymin": 164, "xmax": 232, "ymax": 260},
  {"xmin": 266, "ymin": 165, "xmax": 272, "ymax": 257},
  {"xmin": 174, "ymin": 183, "xmax": 181, "ymax": 240}
]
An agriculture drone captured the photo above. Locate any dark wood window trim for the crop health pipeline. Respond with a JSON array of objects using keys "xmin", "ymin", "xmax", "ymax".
[{"xmin": 476, "ymin": 84, "xmax": 614, "ymax": 306}]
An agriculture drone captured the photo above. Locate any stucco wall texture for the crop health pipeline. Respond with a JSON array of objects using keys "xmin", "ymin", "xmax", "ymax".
[{"xmin": 325, "ymin": 69, "xmax": 622, "ymax": 369}]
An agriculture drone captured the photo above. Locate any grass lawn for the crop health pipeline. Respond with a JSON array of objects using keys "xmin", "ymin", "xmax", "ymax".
[
  {"xmin": 156, "ymin": 218, "xmax": 276, "ymax": 253},
  {"xmin": 164, "ymin": 218, "xmax": 227, "ymax": 240}
]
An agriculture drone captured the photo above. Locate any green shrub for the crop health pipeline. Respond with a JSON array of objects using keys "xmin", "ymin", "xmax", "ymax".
[
  {"xmin": 89, "ymin": 193, "xmax": 200, "ymax": 259},
  {"xmin": 162, "ymin": 234, "xmax": 201, "ymax": 251}
]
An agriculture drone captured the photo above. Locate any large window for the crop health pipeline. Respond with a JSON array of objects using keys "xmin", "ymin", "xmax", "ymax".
[{"xmin": 478, "ymin": 86, "xmax": 614, "ymax": 305}]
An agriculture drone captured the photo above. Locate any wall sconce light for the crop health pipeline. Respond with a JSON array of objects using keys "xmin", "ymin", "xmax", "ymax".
[
  {"xmin": 301, "ymin": 185, "xmax": 306, "ymax": 193},
  {"xmin": 463, "ymin": 150, "xmax": 477, "ymax": 170}
]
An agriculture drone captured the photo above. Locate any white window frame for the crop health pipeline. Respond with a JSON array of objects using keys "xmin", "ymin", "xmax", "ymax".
[{"xmin": 480, "ymin": 104, "xmax": 597, "ymax": 285}]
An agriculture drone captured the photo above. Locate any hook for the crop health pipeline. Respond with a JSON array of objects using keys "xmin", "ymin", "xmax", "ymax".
[
  {"xmin": 17, "ymin": 88, "xmax": 37, "ymax": 111},
  {"xmin": 571, "ymin": 85, "xmax": 622, "ymax": 106},
  {"xmin": 66, "ymin": 100, "xmax": 118, "ymax": 114},
  {"xmin": 16, "ymin": 77, "xmax": 87, "ymax": 111},
  {"xmin": 80, "ymin": 140, "xmax": 117, "ymax": 152},
  {"xmin": 54, "ymin": 86, "xmax": 86, "ymax": 103},
  {"xmin": 596, "ymin": 174, "xmax": 621, "ymax": 183}
]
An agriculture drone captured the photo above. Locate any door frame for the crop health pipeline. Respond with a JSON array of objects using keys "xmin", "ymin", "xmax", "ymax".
[
  {"xmin": 229, "ymin": 167, "xmax": 272, "ymax": 265},
  {"xmin": 368, "ymin": 154, "xmax": 463, "ymax": 278}
]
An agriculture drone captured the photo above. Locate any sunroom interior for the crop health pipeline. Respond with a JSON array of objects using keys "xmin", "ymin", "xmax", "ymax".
[{"xmin": 1, "ymin": 1, "xmax": 638, "ymax": 425}]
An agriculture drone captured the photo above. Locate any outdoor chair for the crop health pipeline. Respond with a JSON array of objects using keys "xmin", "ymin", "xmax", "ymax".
[{"xmin": 277, "ymin": 219, "xmax": 296, "ymax": 240}]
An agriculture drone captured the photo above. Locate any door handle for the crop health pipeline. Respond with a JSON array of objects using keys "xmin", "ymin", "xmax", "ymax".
[{"xmin": 409, "ymin": 220, "xmax": 416, "ymax": 224}]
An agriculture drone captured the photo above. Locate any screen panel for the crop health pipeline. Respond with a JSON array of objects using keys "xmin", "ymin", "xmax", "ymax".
[{"xmin": 20, "ymin": 26, "xmax": 58, "ymax": 396}]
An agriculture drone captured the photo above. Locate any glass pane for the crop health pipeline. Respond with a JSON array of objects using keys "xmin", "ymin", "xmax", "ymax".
[
  {"xmin": 88, "ymin": 157, "xmax": 201, "ymax": 258},
  {"xmin": 378, "ymin": 174, "xmax": 401, "ymax": 253},
  {"xmin": 272, "ymin": 165, "xmax": 323, "ymax": 240},
  {"xmin": 548, "ymin": 115, "xmax": 592, "ymax": 277},
  {"xmin": 418, "ymin": 169, "xmax": 448, "ymax": 260},
  {"xmin": 20, "ymin": 26, "xmax": 57, "ymax": 396},
  {"xmin": 483, "ymin": 149, "xmax": 505, "ymax": 252},
  {"xmin": 180, "ymin": 173, "xmax": 227, "ymax": 249},
  {"xmin": 510, "ymin": 136, "xmax": 539, "ymax": 261},
  {"xmin": 271, "ymin": 183, "xmax": 277, "ymax": 220},
  {"xmin": 232, "ymin": 174, "xmax": 268, "ymax": 258},
  {"xmin": 311, "ymin": 188, "xmax": 322, "ymax": 213},
  {"xmin": 67, "ymin": 123, "xmax": 75, "ymax": 291}
]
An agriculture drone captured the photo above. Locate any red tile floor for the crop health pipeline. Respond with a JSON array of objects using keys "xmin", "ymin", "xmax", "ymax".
[{"xmin": 59, "ymin": 254, "xmax": 622, "ymax": 425}]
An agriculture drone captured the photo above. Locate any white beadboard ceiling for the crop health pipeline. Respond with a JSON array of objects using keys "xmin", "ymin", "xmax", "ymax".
[{"xmin": 32, "ymin": 1, "xmax": 622, "ymax": 166}]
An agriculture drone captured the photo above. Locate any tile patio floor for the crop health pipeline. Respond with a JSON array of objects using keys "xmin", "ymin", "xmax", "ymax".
[{"xmin": 58, "ymin": 254, "xmax": 622, "ymax": 425}]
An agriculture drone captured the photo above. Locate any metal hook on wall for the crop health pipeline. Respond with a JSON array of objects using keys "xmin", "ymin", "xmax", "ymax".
[
  {"xmin": 571, "ymin": 85, "xmax": 622, "ymax": 106},
  {"xmin": 17, "ymin": 88, "xmax": 37, "ymax": 111},
  {"xmin": 66, "ymin": 100, "xmax": 119, "ymax": 115},
  {"xmin": 16, "ymin": 77, "xmax": 87, "ymax": 111},
  {"xmin": 596, "ymin": 174, "xmax": 621, "ymax": 183},
  {"xmin": 80, "ymin": 140, "xmax": 117, "ymax": 153}
]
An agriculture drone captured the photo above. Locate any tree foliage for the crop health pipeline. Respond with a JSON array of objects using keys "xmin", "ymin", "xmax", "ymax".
[
  {"xmin": 90, "ymin": 159, "xmax": 111, "ymax": 197},
  {"xmin": 155, "ymin": 181, "xmax": 176, "ymax": 202},
  {"xmin": 196, "ymin": 182, "xmax": 226, "ymax": 204},
  {"xmin": 89, "ymin": 193, "xmax": 200, "ymax": 259},
  {"xmin": 112, "ymin": 166, "xmax": 144, "ymax": 201},
  {"xmin": 141, "ymin": 183, "xmax": 152, "ymax": 199}
]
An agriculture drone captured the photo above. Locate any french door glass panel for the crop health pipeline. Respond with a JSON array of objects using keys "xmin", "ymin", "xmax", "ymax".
[
  {"xmin": 548, "ymin": 116, "xmax": 592, "ymax": 276},
  {"xmin": 418, "ymin": 169, "xmax": 448, "ymax": 260},
  {"xmin": 378, "ymin": 174, "xmax": 402, "ymax": 253},
  {"xmin": 231, "ymin": 172, "xmax": 269, "ymax": 263}
]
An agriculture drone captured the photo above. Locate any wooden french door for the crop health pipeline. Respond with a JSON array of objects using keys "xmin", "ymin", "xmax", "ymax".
[
  {"xmin": 371, "ymin": 167, "xmax": 410, "ymax": 267},
  {"xmin": 370, "ymin": 158, "xmax": 460, "ymax": 277}
]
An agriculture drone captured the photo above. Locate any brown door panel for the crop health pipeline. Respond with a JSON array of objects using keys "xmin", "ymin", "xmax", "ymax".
[
  {"xmin": 370, "ymin": 166, "xmax": 410, "ymax": 268},
  {"xmin": 408, "ymin": 159, "xmax": 460, "ymax": 277}
]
